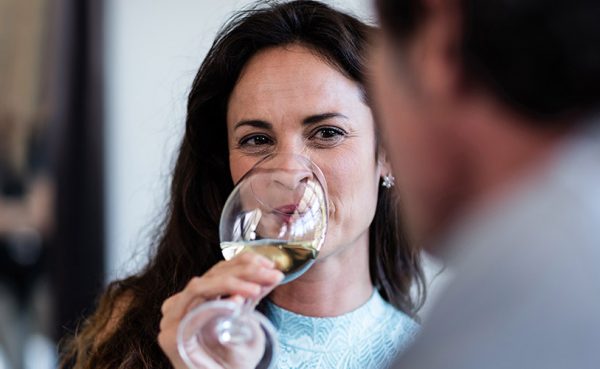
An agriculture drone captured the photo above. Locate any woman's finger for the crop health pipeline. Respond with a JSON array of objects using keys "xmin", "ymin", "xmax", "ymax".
[
  {"xmin": 177, "ymin": 274, "xmax": 274, "ymax": 313},
  {"xmin": 206, "ymin": 252, "xmax": 275, "ymax": 277}
]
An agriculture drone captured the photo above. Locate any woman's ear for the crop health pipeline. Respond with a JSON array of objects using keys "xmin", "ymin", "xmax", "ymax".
[
  {"xmin": 377, "ymin": 148, "xmax": 393, "ymax": 179},
  {"xmin": 377, "ymin": 147, "xmax": 397, "ymax": 189}
]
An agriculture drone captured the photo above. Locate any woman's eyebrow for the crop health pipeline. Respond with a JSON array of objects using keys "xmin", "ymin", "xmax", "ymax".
[
  {"xmin": 303, "ymin": 112, "xmax": 348, "ymax": 125},
  {"xmin": 234, "ymin": 119, "xmax": 272, "ymax": 130},
  {"xmin": 234, "ymin": 113, "xmax": 347, "ymax": 130}
]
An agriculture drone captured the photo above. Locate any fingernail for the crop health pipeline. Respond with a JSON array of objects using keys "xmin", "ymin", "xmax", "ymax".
[
  {"xmin": 230, "ymin": 295, "xmax": 244, "ymax": 304},
  {"xmin": 260, "ymin": 257, "xmax": 275, "ymax": 268},
  {"xmin": 262, "ymin": 268, "xmax": 283, "ymax": 278},
  {"xmin": 274, "ymin": 271, "xmax": 284, "ymax": 282},
  {"xmin": 252, "ymin": 254, "xmax": 273, "ymax": 266}
]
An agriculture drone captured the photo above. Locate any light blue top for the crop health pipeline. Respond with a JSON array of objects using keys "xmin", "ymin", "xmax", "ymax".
[{"xmin": 264, "ymin": 290, "xmax": 419, "ymax": 369}]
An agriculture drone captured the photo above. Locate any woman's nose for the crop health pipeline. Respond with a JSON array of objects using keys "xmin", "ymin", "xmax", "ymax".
[{"xmin": 270, "ymin": 153, "xmax": 313, "ymax": 190}]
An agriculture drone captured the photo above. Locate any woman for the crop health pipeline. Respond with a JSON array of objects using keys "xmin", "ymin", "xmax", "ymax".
[{"xmin": 61, "ymin": 1, "xmax": 425, "ymax": 368}]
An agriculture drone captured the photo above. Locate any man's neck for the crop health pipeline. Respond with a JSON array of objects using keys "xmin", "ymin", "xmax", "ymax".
[{"xmin": 467, "ymin": 110, "xmax": 572, "ymax": 211}]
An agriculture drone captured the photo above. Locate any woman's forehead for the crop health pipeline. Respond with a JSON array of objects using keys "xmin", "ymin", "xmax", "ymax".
[{"xmin": 227, "ymin": 45, "xmax": 363, "ymax": 123}]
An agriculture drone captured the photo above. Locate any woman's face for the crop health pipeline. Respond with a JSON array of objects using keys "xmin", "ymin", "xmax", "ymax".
[{"xmin": 227, "ymin": 44, "xmax": 387, "ymax": 258}]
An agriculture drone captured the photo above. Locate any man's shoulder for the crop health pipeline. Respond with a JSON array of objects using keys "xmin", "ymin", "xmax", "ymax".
[{"xmin": 391, "ymin": 126, "xmax": 600, "ymax": 369}]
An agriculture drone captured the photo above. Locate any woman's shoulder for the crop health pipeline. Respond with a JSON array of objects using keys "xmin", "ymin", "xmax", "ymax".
[{"xmin": 376, "ymin": 293, "xmax": 420, "ymax": 343}]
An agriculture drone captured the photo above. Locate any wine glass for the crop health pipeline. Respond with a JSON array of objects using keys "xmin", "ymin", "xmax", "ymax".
[{"xmin": 178, "ymin": 153, "xmax": 329, "ymax": 369}]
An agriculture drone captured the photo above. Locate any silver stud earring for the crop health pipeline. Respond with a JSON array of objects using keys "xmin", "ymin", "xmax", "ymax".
[{"xmin": 382, "ymin": 174, "xmax": 395, "ymax": 189}]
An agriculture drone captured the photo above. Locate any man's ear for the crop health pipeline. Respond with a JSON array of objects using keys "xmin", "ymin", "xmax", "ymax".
[{"xmin": 413, "ymin": 0, "xmax": 465, "ymax": 103}]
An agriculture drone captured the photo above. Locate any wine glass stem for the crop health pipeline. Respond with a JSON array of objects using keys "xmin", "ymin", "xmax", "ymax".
[
  {"xmin": 216, "ymin": 296, "xmax": 259, "ymax": 345},
  {"xmin": 241, "ymin": 296, "xmax": 258, "ymax": 314}
]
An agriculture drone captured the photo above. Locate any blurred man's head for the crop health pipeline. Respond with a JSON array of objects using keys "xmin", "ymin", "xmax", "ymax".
[{"xmin": 371, "ymin": 0, "xmax": 600, "ymax": 248}]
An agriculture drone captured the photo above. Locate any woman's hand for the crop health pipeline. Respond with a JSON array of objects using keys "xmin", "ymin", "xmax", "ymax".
[{"xmin": 158, "ymin": 252, "xmax": 284, "ymax": 369}]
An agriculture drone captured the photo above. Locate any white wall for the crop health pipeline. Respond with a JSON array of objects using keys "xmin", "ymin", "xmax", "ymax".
[{"xmin": 104, "ymin": 0, "xmax": 373, "ymax": 281}]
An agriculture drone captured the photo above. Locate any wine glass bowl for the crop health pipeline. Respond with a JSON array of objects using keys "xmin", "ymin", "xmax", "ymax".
[
  {"xmin": 220, "ymin": 153, "xmax": 328, "ymax": 283},
  {"xmin": 178, "ymin": 153, "xmax": 328, "ymax": 369}
]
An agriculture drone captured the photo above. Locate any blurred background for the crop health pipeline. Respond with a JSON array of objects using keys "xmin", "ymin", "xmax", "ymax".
[{"xmin": 0, "ymin": 1, "xmax": 446, "ymax": 369}]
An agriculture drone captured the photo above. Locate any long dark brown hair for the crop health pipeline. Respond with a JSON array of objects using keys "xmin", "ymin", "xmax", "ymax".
[{"xmin": 60, "ymin": 1, "xmax": 425, "ymax": 368}]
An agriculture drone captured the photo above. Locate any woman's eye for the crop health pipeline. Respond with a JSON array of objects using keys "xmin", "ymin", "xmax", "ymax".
[
  {"xmin": 239, "ymin": 134, "xmax": 273, "ymax": 147},
  {"xmin": 312, "ymin": 127, "xmax": 345, "ymax": 141}
]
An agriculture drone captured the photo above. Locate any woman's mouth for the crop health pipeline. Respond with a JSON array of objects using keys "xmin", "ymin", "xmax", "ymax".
[{"xmin": 274, "ymin": 204, "xmax": 298, "ymax": 222}]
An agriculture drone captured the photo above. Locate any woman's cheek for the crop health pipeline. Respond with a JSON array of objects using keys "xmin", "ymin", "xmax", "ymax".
[
  {"xmin": 318, "ymin": 157, "xmax": 356, "ymax": 224},
  {"xmin": 229, "ymin": 153, "xmax": 257, "ymax": 183}
]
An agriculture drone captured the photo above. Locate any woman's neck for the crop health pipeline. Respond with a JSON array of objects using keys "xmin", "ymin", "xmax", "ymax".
[{"xmin": 268, "ymin": 231, "xmax": 373, "ymax": 317}]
